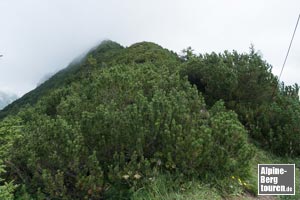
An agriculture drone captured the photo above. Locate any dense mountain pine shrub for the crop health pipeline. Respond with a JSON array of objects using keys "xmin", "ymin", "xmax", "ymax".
[
  {"xmin": 0, "ymin": 41, "xmax": 299, "ymax": 199},
  {"xmin": 181, "ymin": 47, "xmax": 300, "ymax": 156}
]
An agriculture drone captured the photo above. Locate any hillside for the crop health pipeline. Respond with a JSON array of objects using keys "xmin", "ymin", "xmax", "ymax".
[
  {"xmin": 0, "ymin": 41, "xmax": 124, "ymax": 119},
  {"xmin": 0, "ymin": 41, "xmax": 299, "ymax": 199}
]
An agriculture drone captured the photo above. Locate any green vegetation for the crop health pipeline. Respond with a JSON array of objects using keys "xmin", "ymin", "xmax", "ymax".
[
  {"xmin": 131, "ymin": 146, "xmax": 300, "ymax": 200},
  {"xmin": 0, "ymin": 41, "xmax": 299, "ymax": 199},
  {"xmin": 181, "ymin": 47, "xmax": 300, "ymax": 156}
]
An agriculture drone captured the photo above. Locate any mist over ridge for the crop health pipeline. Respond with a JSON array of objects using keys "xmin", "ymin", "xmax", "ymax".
[{"xmin": 0, "ymin": 91, "xmax": 18, "ymax": 109}]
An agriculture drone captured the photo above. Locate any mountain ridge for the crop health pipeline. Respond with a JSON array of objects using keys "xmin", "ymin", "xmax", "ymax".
[{"xmin": 0, "ymin": 40, "xmax": 125, "ymax": 119}]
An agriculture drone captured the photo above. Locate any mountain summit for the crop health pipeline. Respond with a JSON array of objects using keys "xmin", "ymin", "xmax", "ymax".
[{"xmin": 0, "ymin": 40, "xmax": 180, "ymax": 119}]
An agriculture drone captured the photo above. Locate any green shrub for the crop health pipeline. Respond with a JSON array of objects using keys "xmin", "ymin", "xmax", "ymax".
[
  {"xmin": 253, "ymin": 85, "xmax": 300, "ymax": 156},
  {"xmin": 0, "ymin": 161, "xmax": 16, "ymax": 200},
  {"xmin": 7, "ymin": 63, "xmax": 253, "ymax": 199},
  {"xmin": 0, "ymin": 117, "xmax": 22, "ymax": 200},
  {"xmin": 181, "ymin": 48, "xmax": 300, "ymax": 156}
]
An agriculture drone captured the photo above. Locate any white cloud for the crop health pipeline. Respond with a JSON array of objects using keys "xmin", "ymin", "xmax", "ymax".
[{"xmin": 0, "ymin": 0, "xmax": 299, "ymax": 96}]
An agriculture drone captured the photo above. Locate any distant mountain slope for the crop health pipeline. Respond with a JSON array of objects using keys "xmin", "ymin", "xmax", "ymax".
[
  {"xmin": 0, "ymin": 91, "xmax": 18, "ymax": 110},
  {"xmin": 0, "ymin": 40, "xmax": 124, "ymax": 119},
  {"xmin": 0, "ymin": 40, "xmax": 180, "ymax": 119}
]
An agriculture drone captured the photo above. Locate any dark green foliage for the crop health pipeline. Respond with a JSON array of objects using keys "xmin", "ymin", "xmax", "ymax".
[
  {"xmin": 252, "ymin": 84, "xmax": 300, "ymax": 156},
  {"xmin": 7, "ymin": 63, "xmax": 251, "ymax": 199},
  {"xmin": 114, "ymin": 42, "xmax": 180, "ymax": 66},
  {"xmin": 0, "ymin": 117, "xmax": 22, "ymax": 199},
  {"xmin": 3, "ymin": 40, "xmax": 299, "ymax": 199},
  {"xmin": 181, "ymin": 48, "xmax": 277, "ymax": 107},
  {"xmin": 181, "ymin": 47, "xmax": 300, "ymax": 156},
  {"xmin": 0, "ymin": 42, "xmax": 254, "ymax": 199}
]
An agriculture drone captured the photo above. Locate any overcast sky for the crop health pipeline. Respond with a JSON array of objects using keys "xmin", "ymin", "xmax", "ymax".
[{"xmin": 0, "ymin": 0, "xmax": 299, "ymax": 96}]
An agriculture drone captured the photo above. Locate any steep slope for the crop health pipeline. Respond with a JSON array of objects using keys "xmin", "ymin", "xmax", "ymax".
[
  {"xmin": 2, "ymin": 40, "xmax": 299, "ymax": 199},
  {"xmin": 0, "ymin": 41, "xmax": 253, "ymax": 199},
  {"xmin": 0, "ymin": 40, "xmax": 124, "ymax": 119},
  {"xmin": 0, "ymin": 41, "xmax": 181, "ymax": 119}
]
